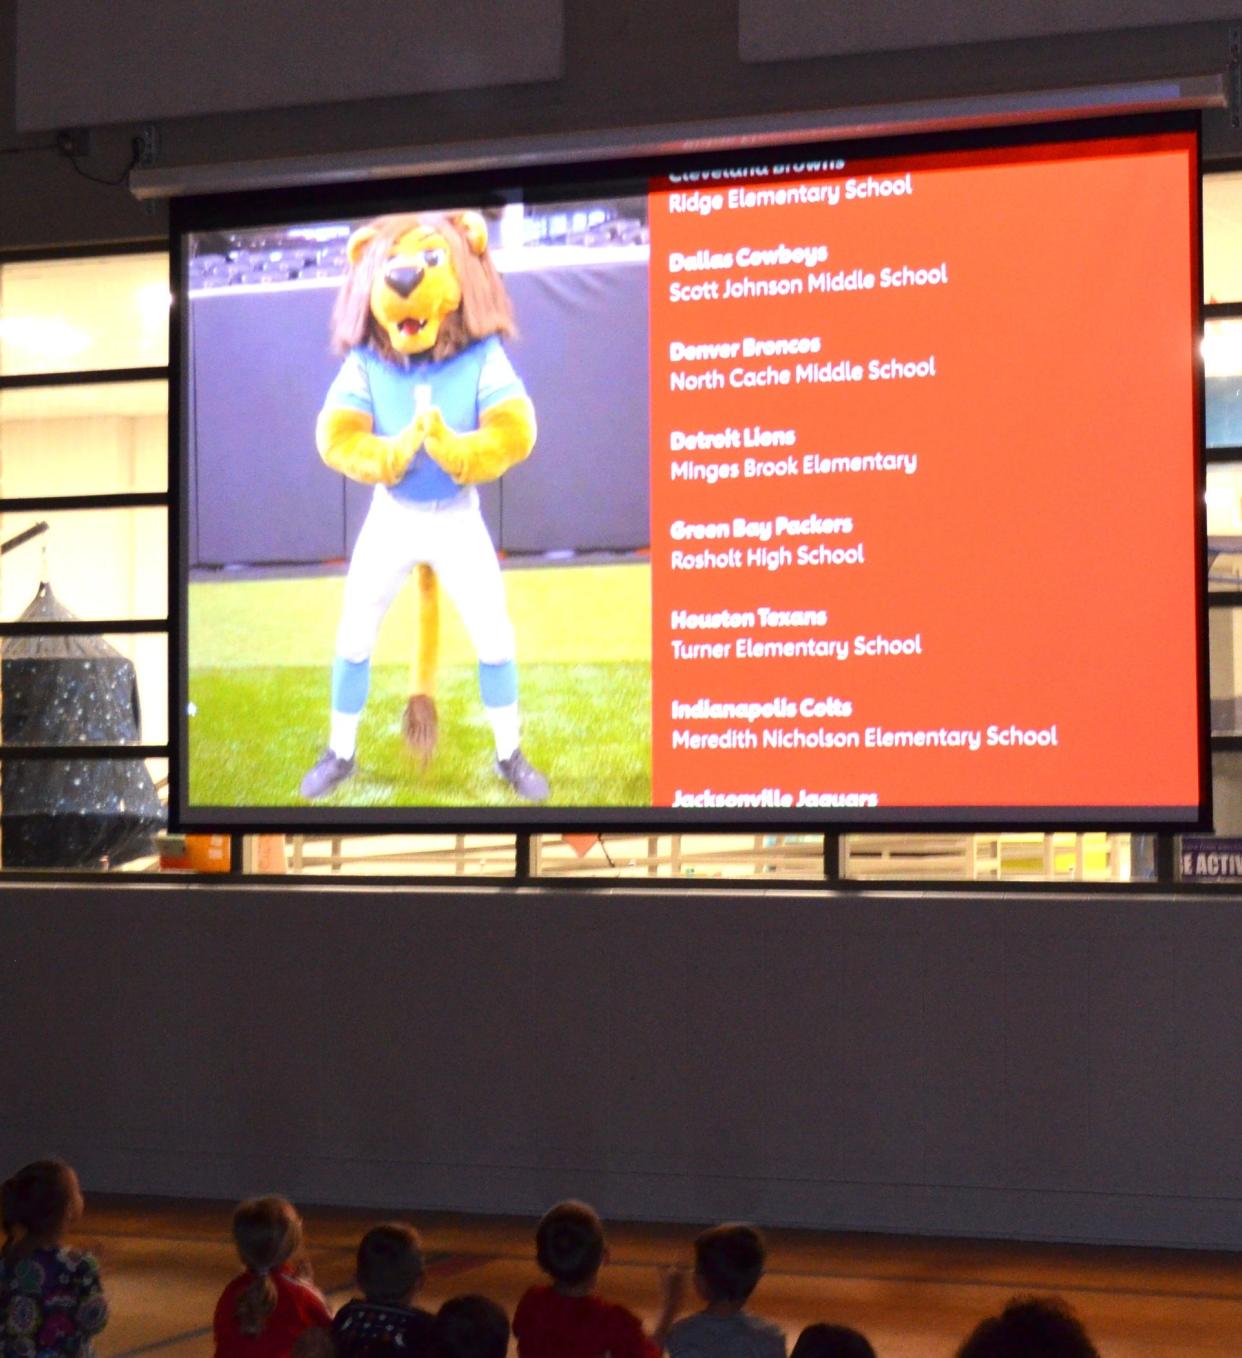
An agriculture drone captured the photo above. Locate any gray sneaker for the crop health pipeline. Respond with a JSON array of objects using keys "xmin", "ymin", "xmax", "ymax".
[
  {"xmin": 495, "ymin": 748, "xmax": 549, "ymax": 802},
  {"xmin": 299, "ymin": 749, "xmax": 357, "ymax": 800}
]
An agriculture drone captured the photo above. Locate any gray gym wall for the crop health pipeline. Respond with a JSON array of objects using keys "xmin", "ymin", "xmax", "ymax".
[
  {"xmin": 3, "ymin": 0, "xmax": 1242, "ymax": 1248},
  {"xmin": 3, "ymin": 881, "xmax": 1242, "ymax": 1248}
]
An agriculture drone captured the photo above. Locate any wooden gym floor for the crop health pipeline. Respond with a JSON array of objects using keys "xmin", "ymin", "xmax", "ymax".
[{"xmin": 83, "ymin": 1198, "xmax": 1242, "ymax": 1358}]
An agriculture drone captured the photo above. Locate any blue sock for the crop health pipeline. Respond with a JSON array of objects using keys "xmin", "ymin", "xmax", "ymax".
[
  {"xmin": 331, "ymin": 656, "xmax": 371, "ymax": 714},
  {"xmin": 478, "ymin": 659, "xmax": 518, "ymax": 708}
]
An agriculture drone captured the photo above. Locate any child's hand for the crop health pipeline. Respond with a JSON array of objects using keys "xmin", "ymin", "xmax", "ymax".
[
  {"xmin": 659, "ymin": 1263, "xmax": 687, "ymax": 1315},
  {"xmin": 651, "ymin": 1264, "xmax": 687, "ymax": 1350}
]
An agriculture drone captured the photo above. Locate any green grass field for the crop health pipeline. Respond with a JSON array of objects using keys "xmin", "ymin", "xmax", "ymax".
[{"xmin": 188, "ymin": 561, "xmax": 651, "ymax": 808}]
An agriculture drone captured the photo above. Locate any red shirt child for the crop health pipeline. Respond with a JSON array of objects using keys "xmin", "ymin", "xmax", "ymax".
[
  {"xmin": 213, "ymin": 1196, "xmax": 331, "ymax": 1358},
  {"xmin": 214, "ymin": 1264, "xmax": 331, "ymax": 1358},
  {"xmin": 514, "ymin": 1285, "xmax": 658, "ymax": 1358},
  {"xmin": 513, "ymin": 1201, "xmax": 683, "ymax": 1358}
]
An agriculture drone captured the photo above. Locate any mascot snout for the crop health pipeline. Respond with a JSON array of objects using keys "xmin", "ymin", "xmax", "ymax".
[{"xmin": 384, "ymin": 264, "xmax": 424, "ymax": 298}]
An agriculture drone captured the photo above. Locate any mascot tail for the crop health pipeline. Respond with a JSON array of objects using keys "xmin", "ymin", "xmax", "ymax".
[{"xmin": 402, "ymin": 563, "xmax": 440, "ymax": 762}]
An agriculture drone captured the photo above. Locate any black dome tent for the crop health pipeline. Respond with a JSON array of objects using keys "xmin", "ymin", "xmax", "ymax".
[{"xmin": 0, "ymin": 567, "xmax": 164, "ymax": 869}]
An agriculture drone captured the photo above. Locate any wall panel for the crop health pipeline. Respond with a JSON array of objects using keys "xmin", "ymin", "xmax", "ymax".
[
  {"xmin": 740, "ymin": 1, "xmax": 1241, "ymax": 63},
  {"xmin": 15, "ymin": 0, "xmax": 563, "ymax": 130},
  {"xmin": 5, "ymin": 883, "xmax": 1242, "ymax": 1247},
  {"xmin": 920, "ymin": 905, "xmax": 1007, "ymax": 1189}
]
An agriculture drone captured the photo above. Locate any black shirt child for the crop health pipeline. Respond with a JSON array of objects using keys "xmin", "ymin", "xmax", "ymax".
[{"xmin": 332, "ymin": 1300, "xmax": 437, "ymax": 1358}]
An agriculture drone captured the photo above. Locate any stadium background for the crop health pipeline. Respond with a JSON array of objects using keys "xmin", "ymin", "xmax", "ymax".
[{"xmin": 186, "ymin": 203, "xmax": 654, "ymax": 808}]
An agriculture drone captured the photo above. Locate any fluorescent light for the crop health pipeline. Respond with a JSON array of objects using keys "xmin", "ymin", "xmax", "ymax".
[{"xmin": 0, "ymin": 316, "xmax": 92, "ymax": 361}]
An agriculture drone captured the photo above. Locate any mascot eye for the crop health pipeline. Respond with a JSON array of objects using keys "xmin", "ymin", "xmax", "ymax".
[{"xmin": 420, "ymin": 248, "xmax": 446, "ymax": 269}]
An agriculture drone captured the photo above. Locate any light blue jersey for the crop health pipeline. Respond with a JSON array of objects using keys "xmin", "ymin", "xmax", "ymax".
[{"xmin": 323, "ymin": 335, "xmax": 526, "ymax": 501}]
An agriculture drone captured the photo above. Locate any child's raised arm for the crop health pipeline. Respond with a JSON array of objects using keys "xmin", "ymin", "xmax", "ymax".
[{"xmin": 651, "ymin": 1264, "xmax": 687, "ymax": 1351}]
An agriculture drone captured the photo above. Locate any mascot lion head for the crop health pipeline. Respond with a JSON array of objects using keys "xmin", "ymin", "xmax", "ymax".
[{"xmin": 331, "ymin": 210, "xmax": 515, "ymax": 362}]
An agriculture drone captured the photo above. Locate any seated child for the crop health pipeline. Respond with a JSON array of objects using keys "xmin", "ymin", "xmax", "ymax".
[
  {"xmin": 513, "ymin": 1200, "xmax": 684, "ymax": 1358},
  {"xmin": 955, "ymin": 1295, "xmax": 1100, "ymax": 1358},
  {"xmin": 214, "ymin": 1195, "xmax": 331, "ymax": 1358},
  {"xmin": 791, "ymin": 1325, "xmax": 876, "ymax": 1358},
  {"xmin": 435, "ymin": 1295, "xmax": 511, "ymax": 1358},
  {"xmin": 0, "ymin": 1159, "xmax": 108, "ymax": 1358},
  {"xmin": 666, "ymin": 1225, "xmax": 785, "ymax": 1358},
  {"xmin": 332, "ymin": 1223, "xmax": 436, "ymax": 1358}
]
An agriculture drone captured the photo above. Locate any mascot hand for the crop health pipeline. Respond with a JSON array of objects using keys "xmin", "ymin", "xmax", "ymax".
[
  {"xmin": 317, "ymin": 407, "xmax": 420, "ymax": 486},
  {"xmin": 417, "ymin": 397, "xmax": 537, "ymax": 485},
  {"xmin": 413, "ymin": 406, "xmax": 460, "ymax": 472},
  {"xmin": 388, "ymin": 420, "xmax": 424, "ymax": 481}
]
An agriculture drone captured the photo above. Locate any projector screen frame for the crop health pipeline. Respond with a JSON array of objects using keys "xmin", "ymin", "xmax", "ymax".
[{"xmin": 169, "ymin": 110, "xmax": 1210, "ymax": 834}]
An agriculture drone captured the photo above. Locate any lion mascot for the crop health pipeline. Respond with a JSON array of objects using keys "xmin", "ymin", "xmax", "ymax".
[{"xmin": 298, "ymin": 210, "xmax": 549, "ymax": 802}]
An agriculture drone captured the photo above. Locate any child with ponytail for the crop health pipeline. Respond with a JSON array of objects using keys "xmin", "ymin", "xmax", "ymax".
[
  {"xmin": 213, "ymin": 1196, "xmax": 331, "ymax": 1358},
  {"xmin": 0, "ymin": 1158, "xmax": 108, "ymax": 1358}
]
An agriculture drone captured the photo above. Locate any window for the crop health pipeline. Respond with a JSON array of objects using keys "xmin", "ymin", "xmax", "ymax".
[
  {"xmin": 532, "ymin": 833, "xmax": 825, "ymax": 879},
  {"xmin": 0, "ymin": 249, "xmax": 170, "ymax": 872},
  {"xmin": 1183, "ymin": 169, "xmax": 1242, "ymax": 882}
]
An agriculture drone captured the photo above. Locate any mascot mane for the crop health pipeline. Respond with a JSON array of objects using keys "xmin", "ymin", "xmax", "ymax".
[{"xmin": 330, "ymin": 211, "xmax": 516, "ymax": 363}]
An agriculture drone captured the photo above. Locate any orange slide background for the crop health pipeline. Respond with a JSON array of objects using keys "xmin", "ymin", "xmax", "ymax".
[{"xmin": 647, "ymin": 131, "xmax": 1200, "ymax": 813}]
